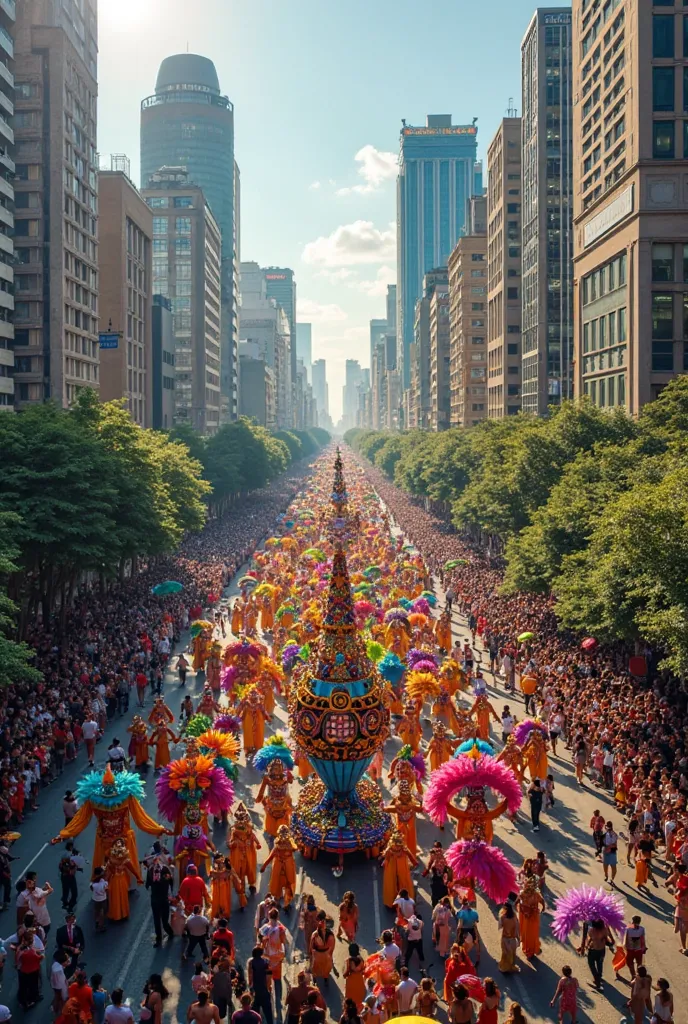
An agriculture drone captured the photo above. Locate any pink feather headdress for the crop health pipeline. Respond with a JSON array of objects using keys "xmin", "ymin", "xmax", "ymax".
[
  {"xmin": 445, "ymin": 840, "xmax": 517, "ymax": 903},
  {"xmin": 423, "ymin": 754, "xmax": 522, "ymax": 824}
]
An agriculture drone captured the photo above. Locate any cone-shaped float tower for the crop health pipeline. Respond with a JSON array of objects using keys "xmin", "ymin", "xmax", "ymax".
[{"xmin": 289, "ymin": 451, "xmax": 390, "ymax": 858}]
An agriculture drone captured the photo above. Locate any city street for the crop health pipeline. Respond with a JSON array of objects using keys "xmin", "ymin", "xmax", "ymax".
[{"xmin": 3, "ymin": 543, "xmax": 686, "ymax": 1024}]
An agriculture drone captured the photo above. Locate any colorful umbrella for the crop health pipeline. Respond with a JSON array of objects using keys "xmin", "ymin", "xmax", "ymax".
[
  {"xmin": 151, "ymin": 581, "xmax": 183, "ymax": 596},
  {"xmin": 581, "ymin": 637, "xmax": 597, "ymax": 650},
  {"xmin": 238, "ymin": 575, "xmax": 258, "ymax": 588},
  {"xmin": 517, "ymin": 631, "xmax": 534, "ymax": 642},
  {"xmin": 444, "ymin": 559, "xmax": 466, "ymax": 570}
]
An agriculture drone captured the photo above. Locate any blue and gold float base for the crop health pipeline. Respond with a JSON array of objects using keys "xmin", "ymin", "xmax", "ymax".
[{"xmin": 292, "ymin": 776, "xmax": 391, "ymax": 859}]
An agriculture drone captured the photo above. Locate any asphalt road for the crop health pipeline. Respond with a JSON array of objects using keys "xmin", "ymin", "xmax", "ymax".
[{"xmin": 2, "ymin": 540, "xmax": 686, "ymax": 1023}]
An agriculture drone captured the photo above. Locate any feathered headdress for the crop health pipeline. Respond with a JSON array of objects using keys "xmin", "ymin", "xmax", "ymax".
[
  {"xmin": 408, "ymin": 612, "xmax": 429, "ymax": 629},
  {"xmin": 197, "ymin": 730, "xmax": 240, "ymax": 762},
  {"xmin": 378, "ymin": 652, "xmax": 405, "ymax": 685},
  {"xmin": 405, "ymin": 671, "xmax": 441, "ymax": 704},
  {"xmin": 253, "ymin": 733, "xmax": 295, "ymax": 773},
  {"xmin": 513, "ymin": 718, "xmax": 549, "ymax": 747},
  {"xmin": 75, "ymin": 768, "xmax": 145, "ymax": 809},
  {"xmin": 423, "ymin": 754, "xmax": 522, "ymax": 824},
  {"xmin": 445, "ymin": 840, "xmax": 517, "ymax": 903},
  {"xmin": 155, "ymin": 754, "xmax": 234, "ymax": 821},
  {"xmin": 384, "ymin": 608, "xmax": 410, "ymax": 626},
  {"xmin": 455, "ymin": 738, "xmax": 495, "ymax": 757},
  {"xmin": 411, "ymin": 597, "xmax": 431, "ymax": 616},
  {"xmin": 281, "ymin": 643, "xmax": 302, "ymax": 673},
  {"xmin": 394, "ymin": 744, "xmax": 426, "ymax": 781},
  {"xmin": 213, "ymin": 713, "xmax": 242, "ymax": 736},
  {"xmin": 551, "ymin": 885, "xmax": 626, "ymax": 942},
  {"xmin": 184, "ymin": 713, "xmax": 213, "ymax": 738},
  {"xmin": 407, "ymin": 648, "xmax": 439, "ymax": 671}
]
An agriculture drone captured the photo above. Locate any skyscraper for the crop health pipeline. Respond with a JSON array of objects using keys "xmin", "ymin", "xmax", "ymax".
[
  {"xmin": 264, "ymin": 268, "xmax": 297, "ymax": 401},
  {"xmin": 487, "ymin": 117, "xmax": 523, "ymax": 419},
  {"xmin": 370, "ymin": 319, "xmax": 387, "ymax": 369},
  {"xmin": 295, "ymin": 323, "xmax": 312, "ymax": 382},
  {"xmin": 573, "ymin": 1, "xmax": 688, "ymax": 412},
  {"xmin": 312, "ymin": 358, "xmax": 329, "ymax": 423},
  {"xmin": 521, "ymin": 8, "xmax": 573, "ymax": 414},
  {"xmin": 449, "ymin": 198, "xmax": 488, "ymax": 428},
  {"xmin": 342, "ymin": 359, "xmax": 362, "ymax": 430},
  {"xmin": 239, "ymin": 261, "xmax": 292, "ymax": 428},
  {"xmin": 141, "ymin": 54, "xmax": 238, "ymax": 420},
  {"xmin": 397, "ymin": 114, "xmax": 480, "ymax": 388},
  {"xmin": 0, "ymin": 0, "xmax": 14, "ymax": 411},
  {"xmin": 13, "ymin": 0, "xmax": 98, "ymax": 408}
]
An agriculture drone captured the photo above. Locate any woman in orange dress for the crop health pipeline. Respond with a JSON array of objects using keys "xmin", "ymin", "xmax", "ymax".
[
  {"xmin": 471, "ymin": 695, "xmax": 500, "ymax": 741},
  {"xmin": 435, "ymin": 610, "xmax": 452, "ymax": 653},
  {"xmin": 260, "ymin": 825, "xmax": 297, "ymax": 908},
  {"xmin": 384, "ymin": 779, "xmax": 422, "ymax": 857},
  {"xmin": 427, "ymin": 722, "xmax": 457, "ymax": 771},
  {"xmin": 105, "ymin": 838, "xmax": 140, "ymax": 920},
  {"xmin": 395, "ymin": 703, "xmax": 422, "ymax": 753},
  {"xmin": 127, "ymin": 716, "xmax": 150, "ymax": 768},
  {"xmin": 210, "ymin": 854, "xmax": 241, "ymax": 919},
  {"xmin": 148, "ymin": 722, "xmax": 179, "ymax": 771},
  {"xmin": 237, "ymin": 687, "xmax": 269, "ymax": 757},
  {"xmin": 231, "ymin": 600, "xmax": 244, "ymax": 636},
  {"xmin": 518, "ymin": 876, "xmax": 545, "ymax": 959},
  {"xmin": 228, "ymin": 802, "xmax": 261, "ymax": 900},
  {"xmin": 443, "ymin": 943, "xmax": 476, "ymax": 1002},
  {"xmin": 337, "ymin": 891, "xmax": 359, "ymax": 942},
  {"xmin": 380, "ymin": 829, "xmax": 418, "ymax": 907},
  {"xmin": 344, "ymin": 942, "xmax": 367, "ymax": 1010},
  {"xmin": 256, "ymin": 759, "xmax": 293, "ymax": 837},
  {"xmin": 260, "ymin": 596, "xmax": 274, "ymax": 633},
  {"xmin": 310, "ymin": 912, "xmax": 335, "ymax": 980}
]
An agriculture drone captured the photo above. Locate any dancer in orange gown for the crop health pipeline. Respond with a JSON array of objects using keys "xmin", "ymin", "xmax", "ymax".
[
  {"xmin": 256, "ymin": 759, "xmax": 293, "ymax": 837},
  {"xmin": 127, "ymin": 715, "xmax": 150, "ymax": 767},
  {"xmin": 471, "ymin": 694, "xmax": 500, "ymax": 741},
  {"xmin": 148, "ymin": 698, "xmax": 178, "ymax": 770},
  {"xmin": 227, "ymin": 803, "xmax": 260, "ymax": 902},
  {"xmin": 237, "ymin": 686, "xmax": 269, "ymax": 757},
  {"xmin": 380, "ymin": 829, "xmax": 418, "ymax": 907},
  {"xmin": 260, "ymin": 824, "xmax": 298, "ymax": 907},
  {"xmin": 104, "ymin": 838, "xmax": 140, "ymax": 920},
  {"xmin": 384, "ymin": 779, "xmax": 423, "ymax": 857},
  {"xmin": 518, "ymin": 875, "xmax": 545, "ymax": 959},
  {"xmin": 427, "ymin": 721, "xmax": 458, "ymax": 771},
  {"xmin": 435, "ymin": 609, "xmax": 452, "ymax": 653},
  {"xmin": 395, "ymin": 701, "xmax": 422, "ymax": 752}
]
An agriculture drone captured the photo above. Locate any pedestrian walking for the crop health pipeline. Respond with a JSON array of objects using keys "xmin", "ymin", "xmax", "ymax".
[
  {"xmin": 184, "ymin": 905, "xmax": 210, "ymax": 961},
  {"xmin": 602, "ymin": 822, "xmax": 619, "ymax": 887},
  {"xmin": 90, "ymin": 867, "xmax": 108, "ymax": 933},
  {"xmin": 248, "ymin": 945, "xmax": 273, "ymax": 1024},
  {"xmin": 585, "ymin": 920, "xmax": 610, "ymax": 990},
  {"xmin": 528, "ymin": 779, "xmax": 543, "ymax": 832},
  {"xmin": 145, "ymin": 863, "xmax": 174, "ymax": 947}
]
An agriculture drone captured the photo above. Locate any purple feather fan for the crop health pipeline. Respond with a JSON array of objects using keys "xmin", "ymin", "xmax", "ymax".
[
  {"xmin": 174, "ymin": 831, "xmax": 210, "ymax": 855},
  {"xmin": 220, "ymin": 665, "xmax": 239, "ymax": 693},
  {"xmin": 513, "ymin": 718, "xmax": 548, "ymax": 747},
  {"xmin": 551, "ymin": 885, "xmax": 626, "ymax": 942},
  {"xmin": 410, "ymin": 752, "xmax": 427, "ymax": 781},
  {"xmin": 155, "ymin": 770, "xmax": 179, "ymax": 822},
  {"xmin": 214, "ymin": 713, "xmax": 242, "ymax": 736},
  {"xmin": 445, "ymin": 840, "xmax": 517, "ymax": 903},
  {"xmin": 411, "ymin": 597, "xmax": 431, "ymax": 616},
  {"xmin": 423, "ymin": 755, "xmax": 522, "ymax": 824},
  {"xmin": 281, "ymin": 643, "xmax": 302, "ymax": 673},
  {"xmin": 412, "ymin": 659, "xmax": 439, "ymax": 677},
  {"xmin": 384, "ymin": 608, "xmax": 409, "ymax": 625},
  {"xmin": 407, "ymin": 648, "xmax": 439, "ymax": 669},
  {"xmin": 204, "ymin": 771, "xmax": 234, "ymax": 818}
]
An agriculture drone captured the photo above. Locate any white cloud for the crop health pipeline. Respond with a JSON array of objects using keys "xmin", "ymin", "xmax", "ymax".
[
  {"xmin": 297, "ymin": 299, "xmax": 347, "ymax": 324},
  {"xmin": 356, "ymin": 265, "xmax": 397, "ymax": 297},
  {"xmin": 316, "ymin": 268, "xmax": 356, "ymax": 284},
  {"xmin": 302, "ymin": 220, "xmax": 396, "ymax": 267},
  {"xmin": 337, "ymin": 145, "xmax": 398, "ymax": 196},
  {"xmin": 308, "ymin": 181, "xmax": 321, "ymax": 190}
]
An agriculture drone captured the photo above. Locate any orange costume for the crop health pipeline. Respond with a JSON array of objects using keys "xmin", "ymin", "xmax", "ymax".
[
  {"xmin": 384, "ymin": 779, "xmax": 422, "ymax": 856},
  {"xmin": 105, "ymin": 838, "xmax": 140, "ymax": 920},
  {"xmin": 395, "ymin": 703, "xmax": 422, "ymax": 752},
  {"xmin": 260, "ymin": 596, "xmax": 275, "ymax": 633},
  {"xmin": 471, "ymin": 695, "xmax": 500, "ymax": 741},
  {"xmin": 380, "ymin": 829, "xmax": 418, "ymax": 907},
  {"xmin": 206, "ymin": 643, "xmax": 223, "ymax": 692},
  {"xmin": 209, "ymin": 857, "xmax": 242, "ymax": 918},
  {"xmin": 432, "ymin": 687, "xmax": 464, "ymax": 735},
  {"xmin": 237, "ymin": 687, "xmax": 269, "ymax": 756},
  {"xmin": 148, "ymin": 698, "xmax": 178, "ymax": 770},
  {"xmin": 523, "ymin": 728, "xmax": 549, "ymax": 782},
  {"xmin": 435, "ymin": 612, "xmax": 452, "ymax": 652},
  {"xmin": 497, "ymin": 735, "xmax": 525, "ymax": 784},
  {"xmin": 192, "ymin": 633, "xmax": 210, "ymax": 672},
  {"xmin": 446, "ymin": 791, "xmax": 509, "ymax": 843},
  {"xmin": 52, "ymin": 765, "xmax": 168, "ymax": 882},
  {"xmin": 127, "ymin": 716, "xmax": 150, "ymax": 767},
  {"xmin": 256, "ymin": 759, "xmax": 293, "ymax": 837},
  {"xmin": 228, "ymin": 802, "xmax": 261, "ymax": 898},
  {"xmin": 518, "ymin": 876, "xmax": 545, "ymax": 959},
  {"xmin": 231, "ymin": 601, "xmax": 244, "ymax": 636},
  {"xmin": 260, "ymin": 824, "xmax": 298, "ymax": 907},
  {"xmin": 427, "ymin": 722, "xmax": 458, "ymax": 771}
]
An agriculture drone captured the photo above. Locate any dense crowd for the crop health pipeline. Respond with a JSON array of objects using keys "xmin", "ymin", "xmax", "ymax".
[{"xmin": 0, "ymin": 470, "xmax": 311, "ymax": 839}]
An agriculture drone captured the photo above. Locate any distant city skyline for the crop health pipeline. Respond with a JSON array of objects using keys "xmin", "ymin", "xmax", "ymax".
[{"xmin": 98, "ymin": 0, "xmax": 571, "ymax": 418}]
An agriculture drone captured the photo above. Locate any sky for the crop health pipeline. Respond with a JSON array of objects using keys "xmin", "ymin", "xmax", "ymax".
[{"xmin": 98, "ymin": 0, "xmax": 570, "ymax": 420}]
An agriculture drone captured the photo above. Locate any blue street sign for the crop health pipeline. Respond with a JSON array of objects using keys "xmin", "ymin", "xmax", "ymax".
[{"xmin": 99, "ymin": 332, "xmax": 120, "ymax": 349}]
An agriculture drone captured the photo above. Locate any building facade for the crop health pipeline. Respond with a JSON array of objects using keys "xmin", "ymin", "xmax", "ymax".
[
  {"xmin": 13, "ymin": 0, "xmax": 99, "ymax": 408},
  {"xmin": 295, "ymin": 322, "xmax": 312, "ymax": 382},
  {"xmin": 449, "ymin": 230, "xmax": 488, "ymax": 428},
  {"xmin": 0, "ymin": 0, "xmax": 14, "ymax": 410},
  {"xmin": 142, "ymin": 168, "xmax": 222, "ymax": 434},
  {"xmin": 521, "ymin": 7, "xmax": 573, "ymax": 414},
  {"xmin": 264, "ymin": 267, "xmax": 297, "ymax": 406},
  {"xmin": 487, "ymin": 117, "xmax": 523, "ymax": 418},
  {"xmin": 397, "ymin": 115, "xmax": 480, "ymax": 388},
  {"xmin": 312, "ymin": 357, "xmax": 329, "ymax": 423},
  {"xmin": 410, "ymin": 268, "xmax": 448, "ymax": 430},
  {"xmin": 151, "ymin": 294, "xmax": 175, "ymax": 430},
  {"xmin": 141, "ymin": 54, "xmax": 238, "ymax": 420},
  {"xmin": 429, "ymin": 275, "xmax": 451, "ymax": 430},
  {"xmin": 342, "ymin": 359, "xmax": 362, "ymax": 430},
  {"xmin": 573, "ymin": 0, "xmax": 688, "ymax": 411},
  {"xmin": 239, "ymin": 340, "xmax": 276, "ymax": 431},
  {"xmin": 98, "ymin": 171, "xmax": 153, "ymax": 426}
]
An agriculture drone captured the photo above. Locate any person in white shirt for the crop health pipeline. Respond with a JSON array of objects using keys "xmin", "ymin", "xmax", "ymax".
[
  {"xmin": 392, "ymin": 889, "xmax": 415, "ymax": 922},
  {"xmin": 18, "ymin": 876, "xmax": 52, "ymax": 936},
  {"xmin": 501, "ymin": 707, "xmax": 515, "ymax": 744},
  {"xmin": 104, "ymin": 988, "xmax": 135, "ymax": 1024},
  {"xmin": 380, "ymin": 930, "xmax": 401, "ymax": 965},
  {"xmin": 81, "ymin": 717, "xmax": 98, "ymax": 767},
  {"xmin": 395, "ymin": 968, "xmax": 418, "ymax": 1012},
  {"xmin": 50, "ymin": 950, "xmax": 70, "ymax": 1014},
  {"xmin": 90, "ymin": 869, "xmax": 108, "ymax": 933}
]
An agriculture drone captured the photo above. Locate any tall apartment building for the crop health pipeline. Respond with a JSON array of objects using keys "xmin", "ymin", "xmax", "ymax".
[
  {"xmin": 14, "ymin": 0, "xmax": 98, "ymax": 408},
  {"xmin": 295, "ymin": 322, "xmax": 312, "ymax": 382},
  {"xmin": 397, "ymin": 115, "xmax": 480, "ymax": 388},
  {"xmin": 487, "ymin": 117, "xmax": 523, "ymax": 418},
  {"xmin": 429, "ymin": 275, "xmax": 451, "ymax": 430},
  {"xmin": 239, "ymin": 340, "xmax": 276, "ymax": 431},
  {"xmin": 141, "ymin": 55, "xmax": 238, "ymax": 420},
  {"xmin": 312, "ymin": 358, "xmax": 329, "ymax": 421},
  {"xmin": 98, "ymin": 171, "xmax": 153, "ymax": 426},
  {"xmin": 142, "ymin": 167, "xmax": 222, "ymax": 434},
  {"xmin": 449, "ymin": 202, "xmax": 488, "ymax": 428},
  {"xmin": 342, "ymin": 359, "xmax": 362, "ymax": 430},
  {"xmin": 410, "ymin": 268, "xmax": 448, "ymax": 430},
  {"xmin": 0, "ymin": 0, "xmax": 14, "ymax": 410},
  {"xmin": 151, "ymin": 295, "xmax": 175, "ymax": 431},
  {"xmin": 521, "ymin": 8, "xmax": 574, "ymax": 414},
  {"xmin": 264, "ymin": 267, "xmax": 297, "ymax": 401},
  {"xmin": 239, "ymin": 261, "xmax": 292, "ymax": 428},
  {"xmin": 573, "ymin": 0, "xmax": 688, "ymax": 411}
]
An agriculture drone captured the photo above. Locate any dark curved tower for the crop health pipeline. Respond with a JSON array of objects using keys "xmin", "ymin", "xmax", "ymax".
[{"xmin": 141, "ymin": 54, "xmax": 238, "ymax": 420}]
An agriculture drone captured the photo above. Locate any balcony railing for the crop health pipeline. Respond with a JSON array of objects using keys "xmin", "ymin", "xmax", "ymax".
[
  {"xmin": 0, "ymin": 24, "xmax": 12, "ymax": 60},
  {"xmin": 0, "ymin": 0, "xmax": 15, "ymax": 19}
]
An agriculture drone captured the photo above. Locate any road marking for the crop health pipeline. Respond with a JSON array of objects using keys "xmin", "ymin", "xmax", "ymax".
[
  {"xmin": 117, "ymin": 905, "xmax": 153, "ymax": 988},
  {"xmin": 17, "ymin": 842, "xmax": 48, "ymax": 877},
  {"xmin": 372, "ymin": 864, "xmax": 381, "ymax": 939}
]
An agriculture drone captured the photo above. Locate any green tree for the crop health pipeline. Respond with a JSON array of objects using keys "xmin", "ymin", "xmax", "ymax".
[
  {"xmin": 273, "ymin": 430, "xmax": 302, "ymax": 462},
  {"xmin": 0, "ymin": 513, "xmax": 41, "ymax": 687},
  {"xmin": 374, "ymin": 435, "xmax": 405, "ymax": 477}
]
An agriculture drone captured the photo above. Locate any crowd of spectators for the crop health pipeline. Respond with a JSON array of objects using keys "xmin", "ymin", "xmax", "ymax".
[{"xmin": 0, "ymin": 470, "xmax": 311, "ymax": 834}]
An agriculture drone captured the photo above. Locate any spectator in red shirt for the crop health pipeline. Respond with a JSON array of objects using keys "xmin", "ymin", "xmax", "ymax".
[
  {"xmin": 135, "ymin": 672, "xmax": 148, "ymax": 708},
  {"xmin": 212, "ymin": 919, "xmax": 235, "ymax": 960},
  {"xmin": 178, "ymin": 866, "xmax": 209, "ymax": 914}
]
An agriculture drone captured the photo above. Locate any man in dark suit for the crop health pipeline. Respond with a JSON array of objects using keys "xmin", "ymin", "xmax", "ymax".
[
  {"xmin": 54, "ymin": 912, "xmax": 84, "ymax": 978},
  {"xmin": 145, "ymin": 863, "xmax": 174, "ymax": 946}
]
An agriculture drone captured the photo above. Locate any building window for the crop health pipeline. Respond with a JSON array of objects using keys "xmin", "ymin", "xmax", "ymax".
[
  {"xmin": 652, "ymin": 293, "xmax": 674, "ymax": 339},
  {"xmin": 174, "ymin": 239, "xmax": 191, "ymax": 254},
  {"xmin": 653, "ymin": 120, "xmax": 675, "ymax": 158},
  {"xmin": 653, "ymin": 15, "xmax": 675, "ymax": 58},
  {"xmin": 652, "ymin": 243, "xmax": 674, "ymax": 282},
  {"xmin": 652, "ymin": 341, "xmax": 674, "ymax": 372},
  {"xmin": 175, "ymin": 217, "xmax": 191, "ymax": 235},
  {"xmin": 654, "ymin": 67, "xmax": 675, "ymax": 111},
  {"xmin": 173, "ymin": 196, "xmax": 193, "ymax": 208},
  {"xmin": 683, "ymin": 294, "xmax": 688, "ymax": 338},
  {"xmin": 152, "ymin": 217, "xmax": 167, "ymax": 235},
  {"xmin": 153, "ymin": 239, "xmax": 167, "ymax": 253},
  {"xmin": 507, "ymin": 287, "xmax": 519, "ymax": 299},
  {"xmin": 618, "ymin": 307, "xmax": 627, "ymax": 341},
  {"xmin": 507, "ymin": 343, "xmax": 519, "ymax": 355},
  {"xmin": 685, "ymin": 14, "xmax": 688, "ymax": 57},
  {"xmin": 147, "ymin": 197, "xmax": 168, "ymax": 208}
]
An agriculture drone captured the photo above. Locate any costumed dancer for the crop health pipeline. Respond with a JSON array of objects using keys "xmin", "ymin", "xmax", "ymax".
[
  {"xmin": 395, "ymin": 701, "xmax": 422, "ymax": 753},
  {"xmin": 227, "ymin": 802, "xmax": 261, "ymax": 901},
  {"xmin": 148, "ymin": 698, "xmax": 179, "ymax": 771},
  {"xmin": 518, "ymin": 874, "xmax": 545, "ymax": 959},
  {"xmin": 432, "ymin": 687, "xmax": 464, "ymax": 736},
  {"xmin": 384, "ymin": 779, "xmax": 423, "ymax": 857},
  {"xmin": 427, "ymin": 721, "xmax": 458, "ymax": 771},
  {"xmin": 423, "ymin": 747, "xmax": 522, "ymax": 844},
  {"xmin": 435, "ymin": 609, "xmax": 453, "ymax": 653},
  {"xmin": 471, "ymin": 693, "xmax": 500, "ymax": 742},
  {"xmin": 206, "ymin": 642, "xmax": 223, "ymax": 695},
  {"xmin": 237, "ymin": 686, "xmax": 269, "ymax": 758},
  {"xmin": 254, "ymin": 736, "xmax": 295, "ymax": 838},
  {"xmin": 523, "ymin": 724, "xmax": 549, "ymax": 783},
  {"xmin": 380, "ymin": 829, "xmax": 418, "ymax": 907},
  {"xmin": 260, "ymin": 824, "xmax": 298, "ymax": 907},
  {"xmin": 389, "ymin": 745, "xmax": 426, "ymax": 796},
  {"xmin": 209, "ymin": 853, "xmax": 242, "ymax": 919},
  {"xmin": 127, "ymin": 715, "xmax": 150, "ymax": 768},
  {"xmin": 196, "ymin": 685, "xmax": 220, "ymax": 721},
  {"xmin": 231, "ymin": 599, "xmax": 244, "ymax": 637},
  {"xmin": 51, "ymin": 765, "xmax": 169, "ymax": 881},
  {"xmin": 104, "ymin": 837, "xmax": 140, "ymax": 921}
]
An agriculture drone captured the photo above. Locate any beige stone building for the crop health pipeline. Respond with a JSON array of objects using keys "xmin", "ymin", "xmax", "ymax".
[
  {"xmin": 487, "ymin": 117, "xmax": 523, "ymax": 418},
  {"xmin": 98, "ymin": 171, "xmax": 153, "ymax": 426},
  {"xmin": 573, "ymin": 0, "xmax": 688, "ymax": 411},
  {"xmin": 449, "ymin": 230, "xmax": 488, "ymax": 428},
  {"xmin": 429, "ymin": 280, "xmax": 451, "ymax": 430},
  {"xmin": 13, "ymin": 0, "xmax": 99, "ymax": 408}
]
